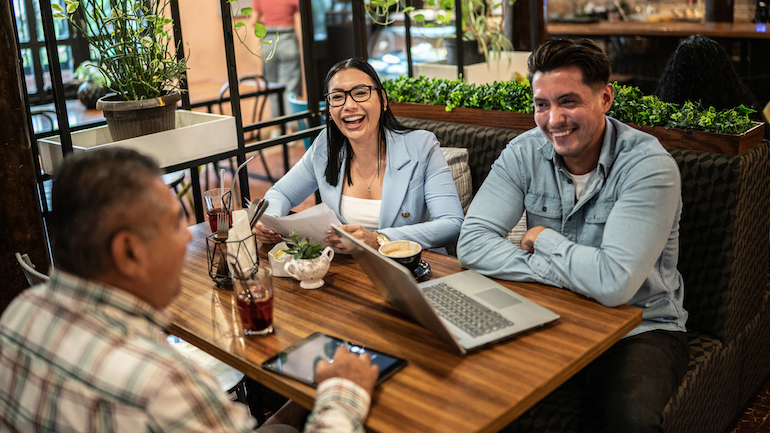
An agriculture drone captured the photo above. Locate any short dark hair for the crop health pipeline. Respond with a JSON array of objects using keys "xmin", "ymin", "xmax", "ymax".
[
  {"xmin": 654, "ymin": 35, "xmax": 758, "ymax": 112},
  {"xmin": 321, "ymin": 57, "xmax": 411, "ymax": 186},
  {"xmin": 50, "ymin": 147, "xmax": 164, "ymax": 278},
  {"xmin": 528, "ymin": 38, "xmax": 612, "ymax": 89}
]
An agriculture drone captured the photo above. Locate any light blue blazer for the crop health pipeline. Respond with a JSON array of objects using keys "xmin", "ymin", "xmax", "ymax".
[{"xmin": 263, "ymin": 128, "xmax": 464, "ymax": 249}]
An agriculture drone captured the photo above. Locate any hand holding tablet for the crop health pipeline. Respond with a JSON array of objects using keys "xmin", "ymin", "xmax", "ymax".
[{"xmin": 262, "ymin": 332, "xmax": 407, "ymax": 387}]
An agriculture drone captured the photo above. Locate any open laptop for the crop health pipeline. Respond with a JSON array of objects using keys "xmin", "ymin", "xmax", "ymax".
[{"xmin": 332, "ymin": 226, "xmax": 560, "ymax": 354}]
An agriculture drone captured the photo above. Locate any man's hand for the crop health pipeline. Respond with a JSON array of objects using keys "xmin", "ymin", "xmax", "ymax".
[
  {"xmin": 520, "ymin": 226, "xmax": 547, "ymax": 253},
  {"xmin": 315, "ymin": 346, "xmax": 380, "ymax": 397}
]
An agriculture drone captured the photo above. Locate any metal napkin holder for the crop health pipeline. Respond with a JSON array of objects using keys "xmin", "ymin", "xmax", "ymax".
[{"xmin": 205, "ymin": 232, "xmax": 259, "ymax": 288}]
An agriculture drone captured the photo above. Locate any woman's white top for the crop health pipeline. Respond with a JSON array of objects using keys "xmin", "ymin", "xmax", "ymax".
[{"xmin": 339, "ymin": 195, "xmax": 381, "ymax": 231}]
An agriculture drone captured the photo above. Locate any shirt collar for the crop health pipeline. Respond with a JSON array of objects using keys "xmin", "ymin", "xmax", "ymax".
[{"xmin": 48, "ymin": 269, "xmax": 173, "ymax": 333}]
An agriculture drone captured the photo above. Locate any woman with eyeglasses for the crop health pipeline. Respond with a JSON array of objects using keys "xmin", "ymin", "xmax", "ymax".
[{"xmin": 253, "ymin": 57, "xmax": 463, "ymax": 251}]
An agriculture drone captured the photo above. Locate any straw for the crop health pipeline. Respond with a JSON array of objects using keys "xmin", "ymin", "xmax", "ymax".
[{"xmin": 220, "ymin": 168, "xmax": 226, "ymax": 211}]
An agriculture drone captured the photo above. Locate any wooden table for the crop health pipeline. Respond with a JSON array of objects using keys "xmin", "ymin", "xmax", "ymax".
[
  {"xmin": 168, "ymin": 223, "xmax": 642, "ymax": 433},
  {"xmin": 548, "ymin": 21, "xmax": 770, "ymax": 39}
]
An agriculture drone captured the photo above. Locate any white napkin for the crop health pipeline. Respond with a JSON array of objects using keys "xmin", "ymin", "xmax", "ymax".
[{"xmin": 225, "ymin": 209, "xmax": 258, "ymax": 277}]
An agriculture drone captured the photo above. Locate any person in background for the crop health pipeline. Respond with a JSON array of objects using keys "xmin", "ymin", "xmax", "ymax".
[
  {"xmin": 0, "ymin": 147, "xmax": 378, "ymax": 433},
  {"xmin": 458, "ymin": 38, "xmax": 689, "ymax": 432},
  {"xmin": 654, "ymin": 34, "xmax": 770, "ymax": 139},
  {"xmin": 248, "ymin": 0, "xmax": 303, "ymax": 124},
  {"xmin": 253, "ymin": 58, "xmax": 463, "ymax": 251},
  {"xmin": 655, "ymin": 33, "xmax": 770, "ymax": 258}
]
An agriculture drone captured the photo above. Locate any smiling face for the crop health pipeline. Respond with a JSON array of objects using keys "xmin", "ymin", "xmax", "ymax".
[
  {"xmin": 532, "ymin": 66, "xmax": 614, "ymax": 174},
  {"xmin": 326, "ymin": 68, "xmax": 386, "ymax": 147}
]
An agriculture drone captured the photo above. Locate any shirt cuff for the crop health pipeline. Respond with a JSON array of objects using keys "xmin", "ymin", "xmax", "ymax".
[
  {"xmin": 305, "ymin": 378, "xmax": 371, "ymax": 433},
  {"xmin": 527, "ymin": 228, "xmax": 567, "ymax": 279}
]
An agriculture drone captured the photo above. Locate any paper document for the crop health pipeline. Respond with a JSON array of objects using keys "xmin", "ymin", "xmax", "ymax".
[{"xmin": 260, "ymin": 203, "xmax": 344, "ymax": 252}]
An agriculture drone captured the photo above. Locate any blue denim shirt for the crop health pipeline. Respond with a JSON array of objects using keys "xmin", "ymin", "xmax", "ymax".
[{"xmin": 458, "ymin": 117, "xmax": 687, "ymax": 336}]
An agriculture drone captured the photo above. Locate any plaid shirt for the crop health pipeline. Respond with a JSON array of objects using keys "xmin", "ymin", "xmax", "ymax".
[
  {"xmin": 0, "ymin": 271, "xmax": 370, "ymax": 433},
  {"xmin": 306, "ymin": 378, "xmax": 370, "ymax": 433},
  {"xmin": 0, "ymin": 270, "xmax": 255, "ymax": 432}
]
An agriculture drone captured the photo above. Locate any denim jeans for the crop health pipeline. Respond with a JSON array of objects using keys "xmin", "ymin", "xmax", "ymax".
[
  {"xmin": 261, "ymin": 31, "xmax": 302, "ymax": 120},
  {"xmin": 510, "ymin": 330, "xmax": 689, "ymax": 433}
]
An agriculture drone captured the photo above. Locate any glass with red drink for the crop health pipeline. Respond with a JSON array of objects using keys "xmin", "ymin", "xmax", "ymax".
[
  {"xmin": 232, "ymin": 266, "xmax": 274, "ymax": 335},
  {"xmin": 203, "ymin": 187, "xmax": 232, "ymax": 232}
]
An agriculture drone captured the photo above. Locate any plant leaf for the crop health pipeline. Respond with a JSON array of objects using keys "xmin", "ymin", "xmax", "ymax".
[{"xmin": 254, "ymin": 23, "xmax": 266, "ymax": 38}]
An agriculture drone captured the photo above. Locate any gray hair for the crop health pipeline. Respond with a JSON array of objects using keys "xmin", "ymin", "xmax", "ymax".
[{"xmin": 50, "ymin": 147, "xmax": 164, "ymax": 278}]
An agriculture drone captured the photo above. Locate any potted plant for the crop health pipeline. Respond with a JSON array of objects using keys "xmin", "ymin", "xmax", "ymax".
[
  {"xmin": 73, "ymin": 60, "xmax": 110, "ymax": 110},
  {"xmin": 382, "ymin": 75, "xmax": 765, "ymax": 154},
  {"xmin": 282, "ymin": 230, "xmax": 335, "ymax": 289},
  {"xmin": 53, "ymin": 0, "xmax": 188, "ymax": 141},
  {"xmin": 365, "ymin": 0, "xmax": 515, "ymax": 65}
]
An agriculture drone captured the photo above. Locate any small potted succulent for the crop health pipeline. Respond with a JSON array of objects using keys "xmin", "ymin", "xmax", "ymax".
[{"xmin": 282, "ymin": 230, "xmax": 335, "ymax": 290}]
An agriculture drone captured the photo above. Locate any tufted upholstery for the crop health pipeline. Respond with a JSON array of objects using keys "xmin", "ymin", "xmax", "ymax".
[
  {"xmin": 508, "ymin": 142, "xmax": 770, "ymax": 433},
  {"xmin": 397, "ymin": 113, "xmax": 770, "ymax": 433},
  {"xmin": 397, "ymin": 117, "xmax": 525, "ymax": 194},
  {"xmin": 671, "ymin": 145, "xmax": 770, "ymax": 343}
]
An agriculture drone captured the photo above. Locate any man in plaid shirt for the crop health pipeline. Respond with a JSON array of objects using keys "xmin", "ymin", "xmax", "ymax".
[{"xmin": 0, "ymin": 147, "xmax": 378, "ymax": 433}]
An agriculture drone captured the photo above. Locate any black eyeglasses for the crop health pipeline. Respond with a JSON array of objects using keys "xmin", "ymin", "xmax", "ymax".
[{"xmin": 324, "ymin": 85, "xmax": 378, "ymax": 107}]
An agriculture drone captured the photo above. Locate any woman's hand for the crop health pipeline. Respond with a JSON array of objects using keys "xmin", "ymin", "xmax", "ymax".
[
  {"xmin": 253, "ymin": 221, "xmax": 283, "ymax": 245},
  {"xmin": 324, "ymin": 224, "xmax": 378, "ymax": 251}
]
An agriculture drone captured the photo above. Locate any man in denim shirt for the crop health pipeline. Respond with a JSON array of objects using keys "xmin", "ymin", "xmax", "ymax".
[{"xmin": 458, "ymin": 38, "xmax": 689, "ymax": 432}]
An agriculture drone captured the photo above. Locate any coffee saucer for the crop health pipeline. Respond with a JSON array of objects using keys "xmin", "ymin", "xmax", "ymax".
[{"xmin": 412, "ymin": 260, "xmax": 431, "ymax": 280}]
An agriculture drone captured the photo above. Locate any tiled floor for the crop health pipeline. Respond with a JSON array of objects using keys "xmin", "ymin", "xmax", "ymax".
[{"xmin": 725, "ymin": 378, "xmax": 770, "ymax": 433}]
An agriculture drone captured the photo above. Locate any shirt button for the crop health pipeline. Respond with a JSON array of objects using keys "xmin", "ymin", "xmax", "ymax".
[
  {"xmin": 542, "ymin": 206, "xmax": 547, "ymax": 212},
  {"xmin": 402, "ymin": 211, "xmax": 410, "ymax": 217},
  {"xmin": 567, "ymin": 179, "xmax": 573, "ymax": 184}
]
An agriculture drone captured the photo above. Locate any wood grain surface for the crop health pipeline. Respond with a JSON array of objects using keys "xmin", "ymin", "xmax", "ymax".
[
  {"xmin": 548, "ymin": 21, "xmax": 770, "ymax": 39},
  {"xmin": 168, "ymin": 223, "xmax": 641, "ymax": 433}
]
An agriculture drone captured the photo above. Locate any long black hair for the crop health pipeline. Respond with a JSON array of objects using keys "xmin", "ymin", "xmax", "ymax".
[
  {"xmin": 654, "ymin": 35, "xmax": 758, "ymax": 111},
  {"xmin": 322, "ymin": 58, "xmax": 412, "ymax": 187}
]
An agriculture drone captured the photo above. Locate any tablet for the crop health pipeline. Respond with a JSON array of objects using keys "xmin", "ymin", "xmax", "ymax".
[{"xmin": 261, "ymin": 332, "xmax": 407, "ymax": 387}]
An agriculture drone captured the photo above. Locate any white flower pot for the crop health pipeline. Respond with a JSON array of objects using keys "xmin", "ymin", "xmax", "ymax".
[{"xmin": 284, "ymin": 247, "xmax": 335, "ymax": 289}]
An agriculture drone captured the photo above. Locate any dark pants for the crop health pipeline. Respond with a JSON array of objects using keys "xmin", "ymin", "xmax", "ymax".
[{"xmin": 510, "ymin": 330, "xmax": 689, "ymax": 433}]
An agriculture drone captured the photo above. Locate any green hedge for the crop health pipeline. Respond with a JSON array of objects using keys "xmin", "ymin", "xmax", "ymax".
[{"xmin": 382, "ymin": 76, "xmax": 758, "ymax": 135}]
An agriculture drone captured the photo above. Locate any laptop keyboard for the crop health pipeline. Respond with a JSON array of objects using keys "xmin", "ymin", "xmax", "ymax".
[{"xmin": 422, "ymin": 282, "xmax": 514, "ymax": 337}]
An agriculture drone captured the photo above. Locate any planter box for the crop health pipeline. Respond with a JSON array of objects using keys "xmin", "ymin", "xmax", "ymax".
[
  {"xmin": 38, "ymin": 110, "xmax": 236, "ymax": 174},
  {"xmin": 391, "ymin": 102, "xmax": 766, "ymax": 155},
  {"xmin": 414, "ymin": 51, "xmax": 531, "ymax": 85},
  {"xmin": 391, "ymin": 101, "xmax": 536, "ymax": 131},
  {"xmin": 635, "ymin": 123, "xmax": 766, "ymax": 155}
]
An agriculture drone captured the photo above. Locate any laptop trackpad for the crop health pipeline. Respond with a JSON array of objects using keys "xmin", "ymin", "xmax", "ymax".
[{"xmin": 475, "ymin": 287, "xmax": 521, "ymax": 308}]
